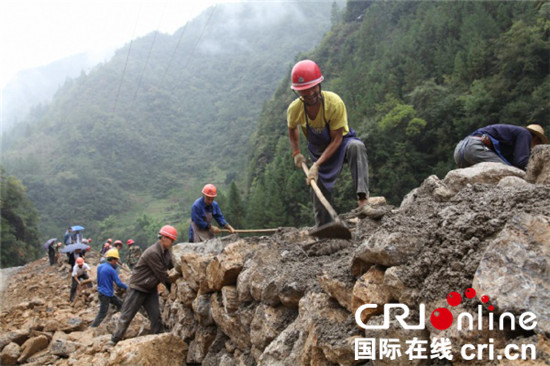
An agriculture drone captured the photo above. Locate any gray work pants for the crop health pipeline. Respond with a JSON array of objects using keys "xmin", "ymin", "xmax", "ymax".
[
  {"xmin": 91, "ymin": 293, "xmax": 123, "ymax": 327},
  {"xmin": 312, "ymin": 139, "xmax": 369, "ymax": 226},
  {"xmin": 112, "ymin": 288, "xmax": 163, "ymax": 342},
  {"xmin": 454, "ymin": 136, "xmax": 505, "ymax": 168}
]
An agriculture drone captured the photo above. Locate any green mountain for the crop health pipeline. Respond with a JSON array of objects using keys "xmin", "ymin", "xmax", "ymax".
[
  {"xmin": 1, "ymin": 1, "xmax": 341, "ymax": 245},
  {"xmin": 2, "ymin": 1, "xmax": 548, "ymax": 253},
  {"xmin": 245, "ymin": 0, "xmax": 549, "ymax": 228}
]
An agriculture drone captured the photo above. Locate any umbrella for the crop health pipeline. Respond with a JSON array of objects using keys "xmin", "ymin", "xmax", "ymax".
[
  {"xmin": 43, "ymin": 238, "xmax": 57, "ymax": 250},
  {"xmin": 71, "ymin": 225, "xmax": 85, "ymax": 231},
  {"xmin": 61, "ymin": 243, "xmax": 89, "ymax": 253}
]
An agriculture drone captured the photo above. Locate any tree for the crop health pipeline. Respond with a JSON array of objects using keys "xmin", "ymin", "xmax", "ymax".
[
  {"xmin": 225, "ymin": 182, "xmax": 245, "ymax": 229},
  {"xmin": 0, "ymin": 167, "xmax": 41, "ymax": 268}
]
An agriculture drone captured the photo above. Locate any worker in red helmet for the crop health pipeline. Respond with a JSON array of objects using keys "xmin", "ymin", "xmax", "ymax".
[
  {"xmin": 126, "ymin": 239, "xmax": 141, "ymax": 270},
  {"xmin": 101, "ymin": 239, "xmax": 112, "ymax": 255},
  {"xmin": 189, "ymin": 184, "xmax": 235, "ymax": 242},
  {"xmin": 69, "ymin": 257, "xmax": 90, "ymax": 302},
  {"xmin": 288, "ymin": 59, "xmax": 370, "ymax": 226},
  {"xmin": 110, "ymin": 225, "xmax": 177, "ymax": 345}
]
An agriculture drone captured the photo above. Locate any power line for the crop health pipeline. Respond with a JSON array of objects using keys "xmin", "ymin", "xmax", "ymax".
[
  {"xmin": 112, "ymin": 1, "xmax": 144, "ymax": 114},
  {"xmin": 131, "ymin": 0, "xmax": 170, "ymax": 103}
]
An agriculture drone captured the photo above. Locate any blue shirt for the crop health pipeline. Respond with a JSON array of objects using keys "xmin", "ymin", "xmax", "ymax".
[
  {"xmin": 471, "ymin": 124, "xmax": 532, "ymax": 170},
  {"xmin": 96, "ymin": 262, "xmax": 127, "ymax": 297},
  {"xmin": 188, "ymin": 197, "xmax": 227, "ymax": 242},
  {"xmin": 64, "ymin": 231, "xmax": 73, "ymax": 245}
]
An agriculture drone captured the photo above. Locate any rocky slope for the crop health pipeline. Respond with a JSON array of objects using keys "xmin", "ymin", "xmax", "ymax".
[{"xmin": 1, "ymin": 145, "xmax": 549, "ymax": 365}]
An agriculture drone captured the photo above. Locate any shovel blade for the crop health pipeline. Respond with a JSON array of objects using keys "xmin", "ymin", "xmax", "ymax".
[{"xmin": 308, "ymin": 221, "xmax": 352, "ymax": 240}]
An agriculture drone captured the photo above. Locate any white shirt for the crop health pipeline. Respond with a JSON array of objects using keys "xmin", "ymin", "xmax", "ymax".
[{"xmin": 72, "ymin": 263, "xmax": 90, "ymax": 277}]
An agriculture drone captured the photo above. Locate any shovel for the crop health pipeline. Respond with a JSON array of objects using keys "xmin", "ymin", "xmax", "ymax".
[
  {"xmin": 301, "ymin": 162, "xmax": 352, "ymax": 240},
  {"xmin": 221, "ymin": 228, "xmax": 279, "ymax": 234}
]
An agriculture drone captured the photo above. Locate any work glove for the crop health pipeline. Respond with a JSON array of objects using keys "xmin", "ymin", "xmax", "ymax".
[
  {"xmin": 211, "ymin": 226, "xmax": 221, "ymax": 235},
  {"xmin": 307, "ymin": 162, "xmax": 319, "ymax": 185},
  {"xmin": 293, "ymin": 152, "xmax": 306, "ymax": 168},
  {"xmin": 225, "ymin": 224, "xmax": 235, "ymax": 234}
]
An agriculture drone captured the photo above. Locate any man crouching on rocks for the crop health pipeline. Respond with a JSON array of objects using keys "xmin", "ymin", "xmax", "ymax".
[{"xmin": 109, "ymin": 225, "xmax": 177, "ymax": 345}]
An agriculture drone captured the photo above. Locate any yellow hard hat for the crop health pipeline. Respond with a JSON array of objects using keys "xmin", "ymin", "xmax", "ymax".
[{"xmin": 104, "ymin": 248, "xmax": 119, "ymax": 260}]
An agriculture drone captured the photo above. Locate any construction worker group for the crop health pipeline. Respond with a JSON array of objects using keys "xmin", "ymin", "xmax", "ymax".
[
  {"xmin": 58, "ymin": 182, "xmax": 235, "ymax": 346},
  {"xmin": 54, "ymin": 59, "xmax": 547, "ymax": 348}
]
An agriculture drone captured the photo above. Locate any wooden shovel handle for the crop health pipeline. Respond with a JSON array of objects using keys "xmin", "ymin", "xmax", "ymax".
[
  {"xmin": 301, "ymin": 162, "xmax": 340, "ymax": 222},
  {"xmin": 220, "ymin": 228, "xmax": 279, "ymax": 233}
]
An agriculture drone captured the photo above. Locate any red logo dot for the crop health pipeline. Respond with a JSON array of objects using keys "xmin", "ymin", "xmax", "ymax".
[
  {"xmin": 488, "ymin": 305, "xmax": 494, "ymax": 311},
  {"xmin": 447, "ymin": 291, "xmax": 462, "ymax": 307},
  {"xmin": 481, "ymin": 295, "xmax": 489, "ymax": 303},
  {"xmin": 430, "ymin": 308, "xmax": 453, "ymax": 330},
  {"xmin": 465, "ymin": 288, "xmax": 476, "ymax": 299}
]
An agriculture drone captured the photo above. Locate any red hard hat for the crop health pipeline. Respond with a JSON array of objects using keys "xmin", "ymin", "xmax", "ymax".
[
  {"xmin": 127, "ymin": 239, "xmax": 135, "ymax": 246},
  {"xmin": 290, "ymin": 60, "xmax": 324, "ymax": 91},
  {"xmin": 86, "ymin": 246, "xmax": 90, "ymax": 251},
  {"xmin": 159, "ymin": 225, "xmax": 178, "ymax": 241},
  {"xmin": 104, "ymin": 243, "xmax": 110, "ymax": 248},
  {"xmin": 201, "ymin": 184, "xmax": 217, "ymax": 198},
  {"xmin": 107, "ymin": 238, "xmax": 112, "ymax": 243},
  {"xmin": 114, "ymin": 240, "xmax": 122, "ymax": 246},
  {"xmin": 76, "ymin": 257, "xmax": 84, "ymax": 265}
]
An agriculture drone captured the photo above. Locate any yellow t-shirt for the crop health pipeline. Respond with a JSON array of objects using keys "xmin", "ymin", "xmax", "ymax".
[{"xmin": 287, "ymin": 91, "xmax": 349, "ymax": 137}]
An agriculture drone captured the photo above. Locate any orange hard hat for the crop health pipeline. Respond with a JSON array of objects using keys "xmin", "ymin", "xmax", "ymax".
[
  {"xmin": 201, "ymin": 184, "xmax": 217, "ymax": 198},
  {"xmin": 159, "ymin": 225, "xmax": 178, "ymax": 241},
  {"xmin": 76, "ymin": 257, "xmax": 84, "ymax": 265},
  {"xmin": 127, "ymin": 239, "xmax": 135, "ymax": 246},
  {"xmin": 290, "ymin": 60, "xmax": 324, "ymax": 91}
]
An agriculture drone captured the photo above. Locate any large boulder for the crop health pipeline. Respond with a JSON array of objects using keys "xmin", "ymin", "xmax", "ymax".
[
  {"xmin": 353, "ymin": 227, "xmax": 427, "ymax": 267},
  {"xmin": 351, "ymin": 265, "xmax": 393, "ymax": 325},
  {"xmin": 442, "ymin": 162, "xmax": 526, "ymax": 193},
  {"xmin": 473, "ymin": 213, "xmax": 550, "ymax": 334},
  {"xmin": 17, "ymin": 335, "xmax": 49, "ymax": 363},
  {"xmin": 400, "ymin": 175, "xmax": 455, "ymax": 209},
  {"xmin": 186, "ymin": 326, "xmax": 217, "ymax": 364},
  {"xmin": 525, "ymin": 144, "xmax": 550, "ymax": 184},
  {"xmin": 171, "ymin": 240, "xmax": 225, "ymax": 274},
  {"xmin": 0, "ymin": 330, "xmax": 29, "ymax": 350},
  {"xmin": 259, "ymin": 293, "xmax": 361, "ymax": 365},
  {"xmin": 210, "ymin": 292, "xmax": 254, "ymax": 350},
  {"xmin": 0, "ymin": 342, "xmax": 20, "ymax": 365},
  {"xmin": 107, "ymin": 333, "xmax": 187, "ymax": 366},
  {"xmin": 203, "ymin": 240, "xmax": 258, "ymax": 292}
]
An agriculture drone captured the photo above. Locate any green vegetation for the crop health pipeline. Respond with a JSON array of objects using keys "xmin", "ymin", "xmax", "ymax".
[
  {"xmin": 1, "ymin": 2, "xmax": 339, "ymax": 249},
  {"xmin": 1, "ymin": 167, "xmax": 41, "ymax": 268},
  {"xmin": 1, "ymin": 1, "xmax": 548, "ymax": 260},
  {"xmin": 247, "ymin": 0, "xmax": 549, "ymax": 226}
]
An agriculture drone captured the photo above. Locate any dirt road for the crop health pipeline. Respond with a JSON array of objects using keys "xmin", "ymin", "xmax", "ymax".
[{"xmin": 0, "ymin": 266, "xmax": 23, "ymax": 310}]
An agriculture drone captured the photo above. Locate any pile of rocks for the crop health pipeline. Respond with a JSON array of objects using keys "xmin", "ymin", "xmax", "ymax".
[
  {"xmin": 1, "ymin": 145, "xmax": 548, "ymax": 365},
  {"xmin": 0, "ymin": 250, "xmax": 153, "ymax": 365}
]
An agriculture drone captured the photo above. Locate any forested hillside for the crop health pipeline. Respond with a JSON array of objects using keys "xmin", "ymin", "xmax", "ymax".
[
  {"xmin": 1, "ymin": 52, "xmax": 110, "ymax": 134},
  {"xmin": 1, "ymin": 1, "xmax": 548, "ymax": 257},
  {"xmin": 245, "ymin": 0, "xmax": 549, "ymax": 228},
  {"xmin": 1, "ymin": 1, "xmax": 340, "ymax": 246},
  {"xmin": 0, "ymin": 168, "xmax": 41, "ymax": 268}
]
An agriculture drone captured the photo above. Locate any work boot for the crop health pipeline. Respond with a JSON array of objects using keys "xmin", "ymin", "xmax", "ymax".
[
  {"xmin": 106, "ymin": 340, "xmax": 117, "ymax": 347},
  {"xmin": 358, "ymin": 192, "xmax": 368, "ymax": 208}
]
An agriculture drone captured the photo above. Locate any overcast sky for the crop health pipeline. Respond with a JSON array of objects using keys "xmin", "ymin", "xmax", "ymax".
[{"xmin": 0, "ymin": 0, "xmax": 238, "ymax": 89}]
